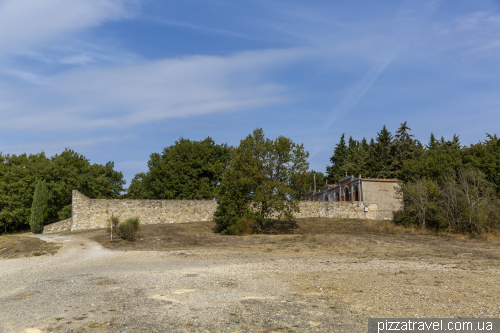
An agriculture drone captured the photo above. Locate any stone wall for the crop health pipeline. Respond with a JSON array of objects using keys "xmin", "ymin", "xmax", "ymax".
[
  {"xmin": 71, "ymin": 190, "xmax": 383, "ymax": 231},
  {"xmin": 71, "ymin": 190, "xmax": 218, "ymax": 231},
  {"xmin": 43, "ymin": 218, "xmax": 72, "ymax": 233},
  {"xmin": 296, "ymin": 201, "xmax": 379, "ymax": 219}
]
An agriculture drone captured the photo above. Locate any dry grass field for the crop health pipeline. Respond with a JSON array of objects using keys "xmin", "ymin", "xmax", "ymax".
[
  {"xmin": 0, "ymin": 234, "xmax": 60, "ymax": 259},
  {"xmin": 1, "ymin": 218, "xmax": 500, "ymax": 332},
  {"xmin": 88, "ymin": 218, "xmax": 500, "ymax": 263}
]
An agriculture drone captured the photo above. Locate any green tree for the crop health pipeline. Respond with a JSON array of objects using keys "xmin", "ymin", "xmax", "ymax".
[
  {"xmin": 122, "ymin": 172, "xmax": 147, "ymax": 199},
  {"xmin": 400, "ymin": 138, "xmax": 463, "ymax": 182},
  {"xmin": 369, "ymin": 125, "xmax": 394, "ymax": 178},
  {"xmin": 394, "ymin": 178, "xmax": 440, "ymax": 228},
  {"xmin": 30, "ymin": 180, "xmax": 47, "ymax": 233},
  {"xmin": 390, "ymin": 121, "xmax": 423, "ymax": 178},
  {"xmin": 137, "ymin": 137, "xmax": 230, "ymax": 200},
  {"xmin": 0, "ymin": 149, "xmax": 125, "ymax": 232},
  {"xmin": 462, "ymin": 134, "xmax": 500, "ymax": 196},
  {"xmin": 341, "ymin": 136, "xmax": 371, "ymax": 179},
  {"xmin": 214, "ymin": 128, "xmax": 309, "ymax": 233},
  {"xmin": 305, "ymin": 170, "xmax": 326, "ymax": 193},
  {"xmin": 326, "ymin": 133, "xmax": 348, "ymax": 183}
]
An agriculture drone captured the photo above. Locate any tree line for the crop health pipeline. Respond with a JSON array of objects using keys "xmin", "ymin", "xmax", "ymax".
[
  {"xmin": 123, "ymin": 130, "xmax": 309, "ymax": 234},
  {"xmin": 1, "ymin": 123, "xmax": 498, "ymax": 235},
  {"xmin": 0, "ymin": 149, "xmax": 125, "ymax": 233},
  {"xmin": 323, "ymin": 122, "xmax": 500, "ymax": 233},
  {"xmin": 0, "ymin": 129, "xmax": 309, "ymax": 234}
]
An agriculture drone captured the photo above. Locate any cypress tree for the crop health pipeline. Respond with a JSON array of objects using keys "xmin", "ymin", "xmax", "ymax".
[{"xmin": 30, "ymin": 180, "xmax": 46, "ymax": 233}]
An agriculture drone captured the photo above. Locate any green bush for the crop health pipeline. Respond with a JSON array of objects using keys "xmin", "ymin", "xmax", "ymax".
[
  {"xmin": 57, "ymin": 205, "xmax": 72, "ymax": 220},
  {"xmin": 222, "ymin": 214, "xmax": 258, "ymax": 235},
  {"xmin": 116, "ymin": 217, "xmax": 140, "ymax": 241}
]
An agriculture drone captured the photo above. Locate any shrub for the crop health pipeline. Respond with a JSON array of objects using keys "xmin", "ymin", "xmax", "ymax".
[
  {"xmin": 222, "ymin": 213, "xmax": 258, "ymax": 235},
  {"xmin": 394, "ymin": 168, "xmax": 500, "ymax": 234},
  {"xmin": 57, "ymin": 205, "xmax": 72, "ymax": 220},
  {"xmin": 116, "ymin": 217, "xmax": 140, "ymax": 241}
]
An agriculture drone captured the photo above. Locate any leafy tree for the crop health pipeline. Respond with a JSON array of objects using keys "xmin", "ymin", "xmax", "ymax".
[
  {"xmin": 305, "ymin": 170, "xmax": 326, "ymax": 192},
  {"xmin": 462, "ymin": 134, "xmax": 500, "ymax": 196},
  {"xmin": 214, "ymin": 128, "xmax": 309, "ymax": 233},
  {"xmin": 0, "ymin": 149, "xmax": 125, "ymax": 232},
  {"xmin": 30, "ymin": 180, "xmax": 47, "ymax": 233},
  {"xmin": 394, "ymin": 178, "xmax": 440, "ymax": 228},
  {"xmin": 212, "ymin": 165, "xmax": 251, "ymax": 233},
  {"xmin": 122, "ymin": 173, "xmax": 147, "ymax": 199},
  {"xmin": 57, "ymin": 205, "xmax": 72, "ymax": 220},
  {"xmin": 137, "ymin": 137, "xmax": 231, "ymax": 200},
  {"xmin": 400, "ymin": 138, "xmax": 463, "ymax": 182},
  {"xmin": 395, "ymin": 168, "xmax": 499, "ymax": 233}
]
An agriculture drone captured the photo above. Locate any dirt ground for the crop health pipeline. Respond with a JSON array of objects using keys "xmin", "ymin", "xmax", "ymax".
[
  {"xmin": 0, "ymin": 235, "xmax": 60, "ymax": 259},
  {"xmin": 1, "ymin": 218, "xmax": 499, "ymax": 333},
  {"xmin": 90, "ymin": 218, "xmax": 500, "ymax": 264}
]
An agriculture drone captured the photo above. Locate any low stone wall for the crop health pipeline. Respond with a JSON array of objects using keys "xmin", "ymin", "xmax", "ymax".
[
  {"xmin": 71, "ymin": 190, "xmax": 218, "ymax": 231},
  {"xmin": 296, "ymin": 201, "xmax": 379, "ymax": 219},
  {"xmin": 43, "ymin": 219, "xmax": 72, "ymax": 233},
  {"xmin": 71, "ymin": 190, "xmax": 386, "ymax": 231}
]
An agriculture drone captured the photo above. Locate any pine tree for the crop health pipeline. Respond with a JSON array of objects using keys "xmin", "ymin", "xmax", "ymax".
[
  {"xmin": 341, "ymin": 137, "xmax": 370, "ymax": 178},
  {"xmin": 427, "ymin": 133, "xmax": 438, "ymax": 150},
  {"xmin": 391, "ymin": 121, "xmax": 422, "ymax": 177},
  {"xmin": 326, "ymin": 133, "xmax": 348, "ymax": 183},
  {"xmin": 30, "ymin": 180, "xmax": 46, "ymax": 233},
  {"xmin": 369, "ymin": 125, "xmax": 393, "ymax": 178}
]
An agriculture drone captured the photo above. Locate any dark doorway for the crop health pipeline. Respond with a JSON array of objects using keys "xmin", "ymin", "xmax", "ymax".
[{"xmin": 344, "ymin": 187, "xmax": 350, "ymax": 201}]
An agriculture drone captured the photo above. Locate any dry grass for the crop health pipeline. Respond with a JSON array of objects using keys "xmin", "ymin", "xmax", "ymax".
[
  {"xmin": 89, "ymin": 218, "xmax": 500, "ymax": 262},
  {"xmin": 0, "ymin": 235, "xmax": 61, "ymax": 259}
]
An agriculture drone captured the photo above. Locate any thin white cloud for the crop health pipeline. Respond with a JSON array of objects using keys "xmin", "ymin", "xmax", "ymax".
[
  {"xmin": 322, "ymin": 0, "xmax": 442, "ymax": 130},
  {"xmin": 0, "ymin": 0, "xmax": 140, "ymax": 57},
  {"xmin": 0, "ymin": 48, "xmax": 306, "ymax": 131},
  {"xmin": 0, "ymin": 136, "xmax": 121, "ymax": 156},
  {"xmin": 147, "ymin": 16, "xmax": 255, "ymax": 40}
]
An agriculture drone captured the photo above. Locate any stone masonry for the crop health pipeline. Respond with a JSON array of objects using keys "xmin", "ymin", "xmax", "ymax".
[
  {"xmin": 43, "ymin": 218, "xmax": 72, "ymax": 234},
  {"xmin": 71, "ymin": 190, "xmax": 218, "ymax": 231},
  {"xmin": 66, "ymin": 190, "xmax": 382, "ymax": 231}
]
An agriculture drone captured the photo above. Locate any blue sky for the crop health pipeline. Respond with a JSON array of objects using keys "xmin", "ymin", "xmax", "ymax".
[{"xmin": 1, "ymin": 0, "xmax": 500, "ymax": 186}]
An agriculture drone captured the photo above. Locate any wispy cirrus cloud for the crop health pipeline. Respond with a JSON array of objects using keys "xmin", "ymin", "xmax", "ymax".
[
  {"xmin": 0, "ymin": 0, "xmax": 140, "ymax": 57},
  {"xmin": 322, "ymin": 0, "xmax": 443, "ymax": 129},
  {"xmin": 0, "ymin": 48, "xmax": 307, "ymax": 131}
]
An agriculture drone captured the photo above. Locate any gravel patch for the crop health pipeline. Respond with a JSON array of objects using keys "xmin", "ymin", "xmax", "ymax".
[{"xmin": 0, "ymin": 233, "xmax": 499, "ymax": 332}]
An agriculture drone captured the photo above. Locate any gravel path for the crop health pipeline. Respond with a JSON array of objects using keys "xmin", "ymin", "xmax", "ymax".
[{"xmin": 1, "ymin": 233, "xmax": 499, "ymax": 333}]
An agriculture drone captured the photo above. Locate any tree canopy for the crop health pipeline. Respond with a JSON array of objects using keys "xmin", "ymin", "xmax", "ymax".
[
  {"xmin": 325, "ymin": 122, "xmax": 500, "ymax": 233},
  {"xmin": 214, "ymin": 128, "xmax": 309, "ymax": 234},
  {"xmin": 123, "ymin": 137, "xmax": 231, "ymax": 200},
  {"xmin": 0, "ymin": 149, "xmax": 125, "ymax": 232}
]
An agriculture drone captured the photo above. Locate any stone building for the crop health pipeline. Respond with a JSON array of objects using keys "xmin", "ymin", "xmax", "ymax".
[{"xmin": 304, "ymin": 175, "xmax": 402, "ymax": 219}]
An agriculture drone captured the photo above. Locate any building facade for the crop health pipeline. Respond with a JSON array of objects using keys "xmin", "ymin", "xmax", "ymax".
[{"xmin": 304, "ymin": 175, "xmax": 402, "ymax": 219}]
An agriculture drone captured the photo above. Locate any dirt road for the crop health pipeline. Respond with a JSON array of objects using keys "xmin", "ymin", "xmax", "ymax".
[{"xmin": 1, "ymin": 230, "xmax": 499, "ymax": 333}]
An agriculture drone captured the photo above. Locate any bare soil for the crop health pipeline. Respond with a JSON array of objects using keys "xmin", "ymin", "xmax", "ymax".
[
  {"xmin": 0, "ymin": 234, "xmax": 61, "ymax": 259},
  {"xmin": 90, "ymin": 218, "xmax": 500, "ymax": 263},
  {"xmin": 1, "ymin": 219, "xmax": 499, "ymax": 333}
]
